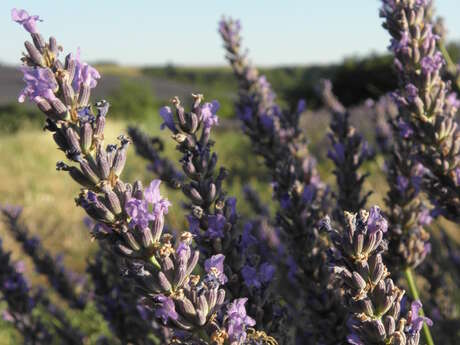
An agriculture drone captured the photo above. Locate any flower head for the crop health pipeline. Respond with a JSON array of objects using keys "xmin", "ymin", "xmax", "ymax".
[
  {"xmin": 207, "ymin": 214, "xmax": 226, "ymax": 239},
  {"xmin": 204, "ymin": 254, "xmax": 227, "ymax": 284},
  {"xmin": 159, "ymin": 106, "xmax": 176, "ymax": 131},
  {"xmin": 154, "ymin": 295, "xmax": 178, "ymax": 324},
  {"xmin": 225, "ymin": 298, "xmax": 256, "ymax": 344},
  {"xmin": 125, "ymin": 179, "xmax": 170, "ymax": 229},
  {"xmin": 11, "ymin": 8, "xmax": 41, "ymax": 34},
  {"xmin": 406, "ymin": 300, "xmax": 433, "ymax": 336},
  {"xmin": 242, "ymin": 263, "xmax": 275, "ymax": 288},
  {"xmin": 200, "ymin": 100, "xmax": 219, "ymax": 128},
  {"xmin": 367, "ymin": 206, "xmax": 388, "ymax": 233},
  {"xmin": 144, "ymin": 179, "xmax": 171, "ymax": 217},
  {"xmin": 420, "ymin": 52, "xmax": 444, "ymax": 76},
  {"xmin": 18, "ymin": 67, "xmax": 57, "ymax": 103},
  {"xmin": 71, "ymin": 48, "xmax": 100, "ymax": 92}
]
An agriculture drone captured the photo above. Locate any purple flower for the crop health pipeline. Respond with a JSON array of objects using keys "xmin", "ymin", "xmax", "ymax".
[
  {"xmin": 396, "ymin": 175, "xmax": 409, "ymax": 193},
  {"xmin": 154, "ymin": 295, "xmax": 178, "ymax": 324},
  {"xmin": 200, "ymin": 100, "xmax": 219, "ymax": 128},
  {"xmin": 407, "ymin": 300, "xmax": 433, "ymax": 336},
  {"xmin": 280, "ymin": 193, "xmax": 291, "ymax": 210},
  {"xmin": 390, "ymin": 31, "xmax": 409, "ymax": 53},
  {"xmin": 18, "ymin": 67, "xmax": 58, "ymax": 104},
  {"xmin": 328, "ymin": 143, "xmax": 345, "ymax": 164},
  {"xmin": 187, "ymin": 215, "xmax": 201, "ymax": 236},
  {"xmin": 367, "ymin": 206, "xmax": 388, "ymax": 233},
  {"xmin": 302, "ymin": 184, "xmax": 316, "ymax": 204},
  {"xmin": 398, "ymin": 119, "xmax": 414, "ymax": 138},
  {"xmin": 455, "ymin": 167, "xmax": 460, "ymax": 186},
  {"xmin": 241, "ymin": 265, "xmax": 260, "ymax": 288},
  {"xmin": 421, "ymin": 24, "xmax": 439, "ymax": 50},
  {"xmin": 260, "ymin": 114, "xmax": 274, "ymax": 132},
  {"xmin": 242, "ymin": 263, "xmax": 275, "ymax": 288},
  {"xmin": 125, "ymin": 198, "xmax": 152, "ymax": 229},
  {"xmin": 226, "ymin": 197, "xmax": 237, "ymax": 223},
  {"xmin": 159, "ymin": 106, "xmax": 176, "ymax": 131},
  {"xmin": 11, "ymin": 8, "xmax": 41, "ymax": 34},
  {"xmin": 240, "ymin": 222, "xmax": 258, "ymax": 250},
  {"xmin": 420, "ymin": 52, "xmax": 444, "ymax": 75},
  {"xmin": 207, "ymin": 214, "xmax": 226, "ymax": 239},
  {"xmin": 218, "ymin": 18, "xmax": 241, "ymax": 47},
  {"xmin": 144, "ymin": 179, "xmax": 171, "ymax": 218},
  {"xmin": 176, "ymin": 241, "xmax": 191, "ymax": 264},
  {"xmin": 71, "ymin": 49, "xmax": 100, "ymax": 92},
  {"xmin": 259, "ymin": 262, "xmax": 275, "ymax": 283},
  {"xmin": 225, "ymin": 298, "xmax": 256, "ymax": 344},
  {"xmin": 287, "ymin": 255, "xmax": 298, "ymax": 282},
  {"xmin": 297, "ymin": 99, "xmax": 306, "ymax": 114},
  {"xmin": 418, "ymin": 208, "xmax": 433, "ymax": 226},
  {"xmin": 446, "ymin": 92, "xmax": 460, "ymax": 111},
  {"xmin": 347, "ymin": 333, "xmax": 364, "ymax": 345},
  {"xmin": 204, "ymin": 254, "xmax": 228, "ymax": 284},
  {"xmin": 125, "ymin": 179, "xmax": 170, "ymax": 229},
  {"xmin": 405, "ymin": 83, "xmax": 418, "ymax": 103},
  {"xmin": 238, "ymin": 106, "xmax": 253, "ymax": 122}
]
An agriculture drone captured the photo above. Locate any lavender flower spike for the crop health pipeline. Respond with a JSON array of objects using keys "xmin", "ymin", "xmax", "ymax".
[
  {"xmin": 322, "ymin": 207, "xmax": 432, "ymax": 345},
  {"xmin": 220, "ymin": 17, "xmax": 345, "ymax": 344},
  {"xmin": 319, "ymin": 79, "xmax": 372, "ymax": 221},
  {"xmin": 1, "ymin": 205, "xmax": 88, "ymax": 309},
  {"xmin": 381, "ymin": 0, "xmax": 460, "ymax": 222},
  {"xmin": 13, "ymin": 12, "xmax": 272, "ymax": 343}
]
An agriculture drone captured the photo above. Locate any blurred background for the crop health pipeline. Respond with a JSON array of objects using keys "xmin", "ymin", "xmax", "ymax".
[{"xmin": 1, "ymin": 1, "xmax": 460, "ymax": 343}]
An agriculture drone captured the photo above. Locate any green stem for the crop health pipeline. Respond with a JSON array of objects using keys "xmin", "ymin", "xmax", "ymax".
[{"xmin": 404, "ymin": 267, "xmax": 434, "ymax": 345}]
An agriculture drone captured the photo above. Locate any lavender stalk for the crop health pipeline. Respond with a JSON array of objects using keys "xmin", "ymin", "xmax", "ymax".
[
  {"xmin": 380, "ymin": 0, "xmax": 460, "ymax": 222},
  {"xmin": 220, "ymin": 17, "xmax": 346, "ymax": 344},
  {"xmin": 0, "ymin": 238, "xmax": 84, "ymax": 344},
  {"xmin": 319, "ymin": 79, "xmax": 372, "ymax": 220},
  {"xmin": 159, "ymin": 95, "xmax": 280, "ymax": 340},
  {"xmin": 12, "ymin": 9, "xmax": 273, "ymax": 344},
  {"xmin": 1, "ymin": 205, "xmax": 88, "ymax": 310},
  {"xmin": 322, "ymin": 207, "xmax": 433, "ymax": 345}
]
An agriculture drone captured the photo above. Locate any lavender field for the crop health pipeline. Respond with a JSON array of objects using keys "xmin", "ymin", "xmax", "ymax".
[{"xmin": 1, "ymin": 1, "xmax": 460, "ymax": 345}]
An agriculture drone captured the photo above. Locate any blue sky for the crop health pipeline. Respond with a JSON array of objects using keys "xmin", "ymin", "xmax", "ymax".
[{"xmin": 2, "ymin": 1, "xmax": 460, "ymax": 66}]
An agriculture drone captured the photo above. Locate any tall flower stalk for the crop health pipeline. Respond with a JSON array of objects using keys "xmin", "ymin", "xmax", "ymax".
[
  {"xmin": 380, "ymin": 0, "xmax": 460, "ymax": 222},
  {"xmin": 12, "ymin": 9, "xmax": 273, "ymax": 344},
  {"xmin": 319, "ymin": 79, "xmax": 372, "ymax": 222},
  {"xmin": 322, "ymin": 207, "xmax": 433, "ymax": 345},
  {"xmin": 158, "ymin": 95, "xmax": 281, "ymax": 340},
  {"xmin": 0, "ymin": 238, "xmax": 84, "ymax": 344},
  {"xmin": 1, "ymin": 205, "xmax": 88, "ymax": 310},
  {"xmin": 220, "ymin": 17, "xmax": 347, "ymax": 344}
]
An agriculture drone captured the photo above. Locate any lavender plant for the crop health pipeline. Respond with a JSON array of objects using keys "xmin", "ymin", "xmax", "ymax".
[
  {"xmin": 86, "ymin": 243, "xmax": 169, "ymax": 345},
  {"xmin": 1, "ymin": 205, "xmax": 88, "ymax": 310},
  {"xmin": 219, "ymin": 17, "xmax": 348, "ymax": 344},
  {"xmin": 319, "ymin": 79, "xmax": 372, "ymax": 221},
  {"xmin": 158, "ymin": 95, "xmax": 286, "ymax": 342},
  {"xmin": 10, "ymin": 8, "xmax": 274, "ymax": 345},
  {"xmin": 0, "ymin": 238, "xmax": 84, "ymax": 344},
  {"xmin": 4, "ymin": 3, "xmax": 460, "ymax": 345},
  {"xmin": 321, "ymin": 207, "xmax": 432, "ymax": 345},
  {"xmin": 380, "ymin": 0, "xmax": 460, "ymax": 222}
]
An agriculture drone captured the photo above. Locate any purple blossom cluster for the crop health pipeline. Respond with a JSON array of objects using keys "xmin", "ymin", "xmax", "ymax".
[
  {"xmin": 5, "ymin": 2, "xmax": 460, "ymax": 345},
  {"xmin": 381, "ymin": 0, "xmax": 460, "ymax": 222}
]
